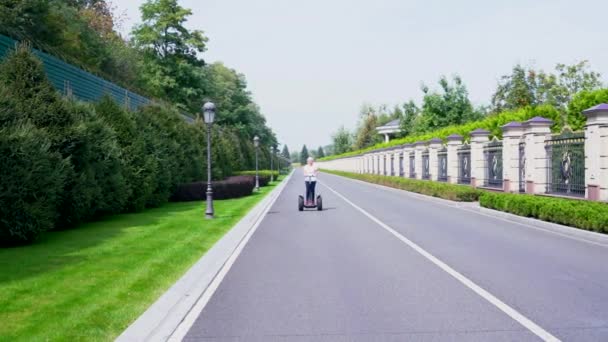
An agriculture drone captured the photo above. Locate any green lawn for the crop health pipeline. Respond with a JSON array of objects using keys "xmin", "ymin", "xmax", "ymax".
[{"xmin": 0, "ymin": 180, "xmax": 282, "ymax": 341}]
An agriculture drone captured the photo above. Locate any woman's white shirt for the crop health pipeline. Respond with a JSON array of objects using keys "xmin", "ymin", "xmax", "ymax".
[{"xmin": 303, "ymin": 164, "xmax": 318, "ymax": 182}]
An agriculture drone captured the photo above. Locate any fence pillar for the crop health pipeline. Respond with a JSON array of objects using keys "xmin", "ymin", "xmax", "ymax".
[
  {"xmin": 583, "ymin": 104, "xmax": 608, "ymax": 201},
  {"xmin": 470, "ymin": 129, "xmax": 490, "ymax": 187},
  {"xmin": 523, "ymin": 117, "xmax": 553, "ymax": 194},
  {"xmin": 414, "ymin": 141, "xmax": 426, "ymax": 180},
  {"xmin": 501, "ymin": 122, "xmax": 525, "ymax": 193},
  {"xmin": 429, "ymin": 138, "xmax": 442, "ymax": 181},
  {"xmin": 446, "ymin": 134, "xmax": 463, "ymax": 184}
]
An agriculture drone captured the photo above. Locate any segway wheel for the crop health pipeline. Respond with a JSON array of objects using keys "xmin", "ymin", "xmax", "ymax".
[
  {"xmin": 298, "ymin": 195, "xmax": 304, "ymax": 211},
  {"xmin": 316, "ymin": 195, "xmax": 323, "ymax": 211}
]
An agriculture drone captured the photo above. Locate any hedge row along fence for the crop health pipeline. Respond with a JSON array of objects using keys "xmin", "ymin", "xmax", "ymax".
[
  {"xmin": 236, "ymin": 170, "xmax": 280, "ymax": 187},
  {"xmin": 324, "ymin": 170, "xmax": 482, "ymax": 202},
  {"xmin": 480, "ymin": 192, "xmax": 608, "ymax": 233},
  {"xmin": 0, "ymin": 45, "xmax": 275, "ymax": 246},
  {"xmin": 171, "ymin": 172, "xmax": 281, "ymax": 202},
  {"xmin": 320, "ymin": 104, "xmax": 574, "ymax": 161}
]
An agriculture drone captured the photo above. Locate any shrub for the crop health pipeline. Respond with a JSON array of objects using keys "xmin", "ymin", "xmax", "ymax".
[
  {"xmin": 0, "ymin": 124, "xmax": 69, "ymax": 245},
  {"xmin": 480, "ymin": 192, "xmax": 608, "ymax": 233},
  {"xmin": 171, "ymin": 176, "xmax": 255, "ymax": 202},
  {"xmin": 235, "ymin": 170, "xmax": 279, "ymax": 187},
  {"xmin": 567, "ymin": 88, "xmax": 608, "ymax": 131},
  {"xmin": 325, "ymin": 170, "xmax": 482, "ymax": 202}
]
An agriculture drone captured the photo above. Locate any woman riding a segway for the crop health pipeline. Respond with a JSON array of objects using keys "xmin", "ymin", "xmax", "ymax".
[{"xmin": 303, "ymin": 157, "xmax": 318, "ymax": 206}]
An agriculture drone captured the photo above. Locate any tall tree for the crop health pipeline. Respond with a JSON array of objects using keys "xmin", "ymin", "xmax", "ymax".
[
  {"xmin": 332, "ymin": 126, "xmax": 353, "ymax": 155},
  {"xmin": 132, "ymin": 0, "xmax": 208, "ymax": 112},
  {"xmin": 399, "ymin": 100, "xmax": 419, "ymax": 137},
  {"xmin": 300, "ymin": 145, "xmax": 309, "ymax": 165},
  {"xmin": 316, "ymin": 146, "xmax": 325, "ymax": 158},
  {"xmin": 281, "ymin": 145, "xmax": 290, "ymax": 160},
  {"xmin": 354, "ymin": 112, "xmax": 378, "ymax": 149}
]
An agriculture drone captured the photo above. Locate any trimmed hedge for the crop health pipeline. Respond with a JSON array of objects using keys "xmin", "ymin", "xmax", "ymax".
[
  {"xmin": 170, "ymin": 176, "xmax": 255, "ymax": 202},
  {"xmin": 480, "ymin": 192, "xmax": 608, "ymax": 233},
  {"xmin": 236, "ymin": 170, "xmax": 279, "ymax": 187},
  {"xmin": 325, "ymin": 170, "xmax": 482, "ymax": 202}
]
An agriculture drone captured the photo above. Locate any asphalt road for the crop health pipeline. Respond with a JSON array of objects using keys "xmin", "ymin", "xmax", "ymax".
[{"xmin": 183, "ymin": 172, "xmax": 608, "ymax": 342}]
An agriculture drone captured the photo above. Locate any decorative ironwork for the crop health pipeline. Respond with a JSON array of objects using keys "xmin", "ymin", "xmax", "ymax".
[
  {"xmin": 377, "ymin": 155, "xmax": 380, "ymax": 174},
  {"xmin": 409, "ymin": 152, "xmax": 416, "ymax": 178},
  {"xmin": 422, "ymin": 149, "xmax": 430, "ymax": 179},
  {"xmin": 519, "ymin": 142, "xmax": 525, "ymax": 192},
  {"xmin": 399, "ymin": 153, "xmax": 404, "ymax": 176},
  {"xmin": 390, "ymin": 154, "xmax": 395, "ymax": 176},
  {"xmin": 457, "ymin": 143, "xmax": 471, "ymax": 185},
  {"xmin": 383, "ymin": 155, "xmax": 387, "ymax": 175},
  {"xmin": 483, "ymin": 139, "xmax": 503, "ymax": 188},
  {"xmin": 546, "ymin": 128, "xmax": 585, "ymax": 197},
  {"xmin": 437, "ymin": 146, "xmax": 448, "ymax": 182}
]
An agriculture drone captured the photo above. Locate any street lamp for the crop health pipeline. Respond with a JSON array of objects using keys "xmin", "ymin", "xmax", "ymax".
[
  {"xmin": 203, "ymin": 102, "xmax": 216, "ymax": 219},
  {"xmin": 270, "ymin": 145, "xmax": 275, "ymax": 182},
  {"xmin": 254, "ymin": 135, "xmax": 260, "ymax": 191}
]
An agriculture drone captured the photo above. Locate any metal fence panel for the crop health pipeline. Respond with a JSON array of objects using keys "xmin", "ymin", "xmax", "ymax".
[
  {"xmin": 438, "ymin": 147, "xmax": 448, "ymax": 182},
  {"xmin": 457, "ymin": 144, "xmax": 471, "ymax": 185},
  {"xmin": 399, "ymin": 153, "xmax": 404, "ymax": 177},
  {"xmin": 409, "ymin": 152, "xmax": 416, "ymax": 178},
  {"xmin": 422, "ymin": 150, "xmax": 430, "ymax": 180},
  {"xmin": 519, "ymin": 142, "xmax": 526, "ymax": 192},
  {"xmin": 546, "ymin": 129, "xmax": 585, "ymax": 197},
  {"xmin": 484, "ymin": 139, "xmax": 503, "ymax": 189}
]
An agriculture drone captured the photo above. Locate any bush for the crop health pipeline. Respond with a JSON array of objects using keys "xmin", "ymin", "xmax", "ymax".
[
  {"xmin": 567, "ymin": 88, "xmax": 608, "ymax": 131},
  {"xmin": 0, "ymin": 124, "xmax": 69, "ymax": 245},
  {"xmin": 325, "ymin": 170, "xmax": 482, "ymax": 202},
  {"xmin": 235, "ymin": 170, "xmax": 279, "ymax": 187},
  {"xmin": 480, "ymin": 192, "xmax": 608, "ymax": 233},
  {"xmin": 171, "ymin": 176, "xmax": 255, "ymax": 202}
]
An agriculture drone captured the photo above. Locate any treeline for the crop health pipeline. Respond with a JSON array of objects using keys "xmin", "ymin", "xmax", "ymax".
[{"xmin": 325, "ymin": 61, "xmax": 605, "ymax": 158}]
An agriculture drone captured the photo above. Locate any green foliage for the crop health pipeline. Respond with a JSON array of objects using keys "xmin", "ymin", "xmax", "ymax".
[
  {"xmin": 300, "ymin": 145, "xmax": 309, "ymax": 165},
  {"xmin": 321, "ymin": 105, "xmax": 561, "ymax": 161},
  {"xmin": 325, "ymin": 170, "xmax": 482, "ymax": 202},
  {"xmin": 399, "ymin": 100, "xmax": 419, "ymax": 137},
  {"xmin": 480, "ymin": 192, "xmax": 608, "ymax": 233},
  {"xmin": 354, "ymin": 113, "xmax": 379, "ymax": 149},
  {"xmin": 316, "ymin": 146, "xmax": 325, "ymax": 158},
  {"xmin": 0, "ymin": 124, "xmax": 69, "ymax": 245},
  {"xmin": 332, "ymin": 126, "xmax": 353, "ymax": 155},
  {"xmin": 281, "ymin": 145, "xmax": 291, "ymax": 160},
  {"xmin": 567, "ymin": 88, "xmax": 608, "ymax": 131}
]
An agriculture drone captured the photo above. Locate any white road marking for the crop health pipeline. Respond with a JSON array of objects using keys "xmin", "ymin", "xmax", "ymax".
[
  {"xmin": 321, "ymin": 181, "xmax": 561, "ymax": 342},
  {"xmin": 168, "ymin": 173, "xmax": 292, "ymax": 342}
]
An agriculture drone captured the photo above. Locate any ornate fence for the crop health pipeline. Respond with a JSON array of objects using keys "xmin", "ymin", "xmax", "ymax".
[
  {"xmin": 409, "ymin": 152, "xmax": 416, "ymax": 179},
  {"xmin": 422, "ymin": 149, "xmax": 430, "ymax": 180},
  {"xmin": 457, "ymin": 143, "xmax": 471, "ymax": 184},
  {"xmin": 546, "ymin": 128, "xmax": 585, "ymax": 197},
  {"xmin": 399, "ymin": 152, "xmax": 404, "ymax": 177},
  {"xmin": 438, "ymin": 146, "xmax": 448, "ymax": 182},
  {"xmin": 484, "ymin": 139, "xmax": 503, "ymax": 189},
  {"xmin": 390, "ymin": 153, "xmax": 395, "ymax": 176},
  {"xmin": 519, "ymin": 141, "xmax": 526, "ymax": 193}
]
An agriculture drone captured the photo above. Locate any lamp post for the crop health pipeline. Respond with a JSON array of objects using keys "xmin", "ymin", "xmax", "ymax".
[
  {"xmin": 270, "ymin": 145, "xmax": 275, "ymax": 182},
  {"xmin": 254, "ymin": 135, "xmax": 260, "ymax": 191},
  {"xmin": 203, "ymin": 102, "xmax": 216, "ymax": 219}
]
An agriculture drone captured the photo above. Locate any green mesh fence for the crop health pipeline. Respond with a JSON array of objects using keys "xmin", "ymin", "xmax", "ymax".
[{"xmin": 0, "ymin": 34, "xmax": 150, "ymax": 112}]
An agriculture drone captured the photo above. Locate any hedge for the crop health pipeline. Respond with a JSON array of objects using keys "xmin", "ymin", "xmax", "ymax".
[
  {"xmin": 320, "ymin": 105, "xmax": 562, "ymax": 161},
  {"xmin": 170, "ymin": 176, "xmax": 255, "ymax": 202},
  {"xmin": 235, "ymin": 170, "xmax": 280, "ymax": 187},
  {"xmin": 480, "ymin": 192, "xmax": 608, "ymax": 233},
  {"xmin": 325, "ymin": 170, "xmax": 481, "ymax": 202}
]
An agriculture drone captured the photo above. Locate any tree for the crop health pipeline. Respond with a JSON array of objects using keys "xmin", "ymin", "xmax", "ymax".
[
  {"xmin": 300, "ymin": 145, "xmax": 309, "ymax": 165},
  {"xmin": 317, "ymin": 146, "xmax": 325, "ymax": 158},
  {"xmin": 353, "ymin": 112, "xmax": 379, "ymax": 149},
  {"xmin": 281, "ymin": 145, "xmax": 291, "ymax": 161},
  {"xmin": 132, "ymin": 0, "xmax": 208, "ymax": 112},
  {"xmin": 332, "ymin": 126, "xmax": 353, "ymax": 155},
  {"xmin": 399, "ymin": 100, "xmax": 419, "ymax": 137},
  {"xmin": 417, "ymin": 75, "xmax": 482, "ymax": 132}
]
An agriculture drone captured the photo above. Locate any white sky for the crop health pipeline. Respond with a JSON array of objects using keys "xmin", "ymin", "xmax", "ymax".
[{"xmin": 113, "ymin": 0, "xmax": 608, "ymax": 152}]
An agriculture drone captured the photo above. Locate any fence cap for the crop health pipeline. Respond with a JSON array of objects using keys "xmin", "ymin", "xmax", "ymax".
[
  {"xmin": 525, "ymin": 116, "xmax": 553, "ymax": 125},
  {"xmin": 501, "ymin": 121, "xmax": 523, "ymax": 130},
  {"xmin": 446, "ymin": 134, "xmax": 463, "ymax": 141},
  {"xmin": 429, "ymin": 138, "xmax": 443, "ymax": 144},
  {"xmin": 583, "ymin": 103, "xmax": 608, "ymax": 115},
  {"xmin": 470, "ymin": 128, "xmax": 491, "ymax": 136},
  {"xmin": 414, "ymin": 141, "xmax": 427, "ymax": 146},
  {"xmin": 403, "ymin": 143, "xmax": 415, "ymax": 148}
]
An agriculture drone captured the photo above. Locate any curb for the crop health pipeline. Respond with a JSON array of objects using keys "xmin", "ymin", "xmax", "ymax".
[
  {"xmin": 116, "ymin": 171, "xmax": 293, "ymax": 342},
  {"xmin": 323, "ymin": 172, "xmax": 608, "ymax": 248}
]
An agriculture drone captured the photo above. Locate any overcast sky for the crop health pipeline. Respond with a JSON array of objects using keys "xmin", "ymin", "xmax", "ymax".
[{"xmin": 113, "ymin": 0, "xmax": 608, "ymax": 152}]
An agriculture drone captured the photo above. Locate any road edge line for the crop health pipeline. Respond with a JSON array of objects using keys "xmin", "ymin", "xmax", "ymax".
[{"xmin": 321, "ymin": 181, "xmax": 560, "ymax": 342}]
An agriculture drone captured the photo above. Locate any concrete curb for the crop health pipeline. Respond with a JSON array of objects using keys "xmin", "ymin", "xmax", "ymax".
[
  {"xmin": 116, "ymin": 171, "xmax": 293, "ymax": 342},
  {"xmin": 323, "ymin": 172, "xmax": 608, "ymax": 247}
]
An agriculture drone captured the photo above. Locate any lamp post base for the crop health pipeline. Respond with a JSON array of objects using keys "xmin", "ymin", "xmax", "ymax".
[{"xmin": 205, "ymin": 190, "xmax": 214, "ymax": 219}]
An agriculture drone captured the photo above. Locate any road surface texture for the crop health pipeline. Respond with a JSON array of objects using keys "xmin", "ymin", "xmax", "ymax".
[{"xmin": 183, "ymin": 172, "xmax": 608, "ymax": 342}]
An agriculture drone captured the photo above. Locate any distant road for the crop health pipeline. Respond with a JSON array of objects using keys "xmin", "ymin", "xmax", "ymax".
[{"xmin": 183, "ymin": 172, "xmax": 608, "ymax": 341}]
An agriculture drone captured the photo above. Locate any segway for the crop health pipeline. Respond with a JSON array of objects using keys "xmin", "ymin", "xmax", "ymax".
[{"xmin": 298, "ymin": 194, "xmax": 322, "ymax": 211}]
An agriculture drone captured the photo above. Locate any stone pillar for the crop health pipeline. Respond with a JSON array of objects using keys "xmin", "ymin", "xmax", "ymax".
[
  {"xmin": 470, "ymin": 129, "xmax": 490, "ymax": 187},
  {"xmin": 403, "ymin": 144, "xmax": 414, "ymax": 178},
  {"xmin": 414, "ymin": 141, "xmax": 426, "ymax": 180},
  {"xmin": 583, "ymin": 104, "xmax": 608, "ymax": 201},
  {"xmin": 428, "ymin": 138, "xmax": 442, "ymax": 181},
  {"xmin": 523, "ymin": 117, "xmax": 553, "ymax": 194},
  {"xmin": 501, "ymin": 122, "xmax": 525, "ymax": 193},
  {"xmin": 446, "ymin": 134, "xmax": 462, "ymax": 184}
]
